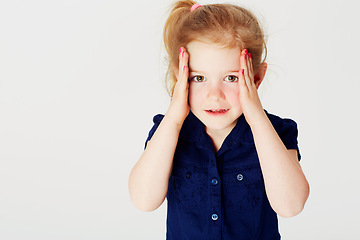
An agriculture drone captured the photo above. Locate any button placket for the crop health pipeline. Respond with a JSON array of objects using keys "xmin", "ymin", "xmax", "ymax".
[{"xmin": 207, "ymin": 152, "xmax": 221, "ymax": 239}]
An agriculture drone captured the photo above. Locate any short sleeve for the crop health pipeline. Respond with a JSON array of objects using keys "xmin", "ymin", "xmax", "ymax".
[
  {"xmin": 144, "ymin": 114, "xmax": 164, "ymax": 149},
  {"xmin": 273, "ymin": 118, "xmax": 301, "ymax": 161}
]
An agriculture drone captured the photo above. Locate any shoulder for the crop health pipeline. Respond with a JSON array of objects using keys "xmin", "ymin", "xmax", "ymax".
[
  {"xmin": 264, "ymin": 110, "xmax": 300, "ymax": 158},
  {"xmin": 143, "ymin": 114, "xmax": 164, "ymax": 148},
  {"xmin": 152, "ymin": 114, "xmax": 165, "ymax": 125},
  {"xmin": 265, "ymin": 110, "xmax": 298, "ymax": 133},
  {"xmin": 145, "ymin": 112, "xmax": 204, "ymax": 146},
  {"xmin": 148, "ymin": 114, "xmax": 165, "ymax": 136}
]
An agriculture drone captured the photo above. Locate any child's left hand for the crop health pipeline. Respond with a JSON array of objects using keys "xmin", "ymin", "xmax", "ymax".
[
  {"xmin": 238, "ymin": 50, "xmax": 309, "ymax": 217},
  {"xmin": 238, "ymin": 49, "xmax": 266, "ymax": 126}
]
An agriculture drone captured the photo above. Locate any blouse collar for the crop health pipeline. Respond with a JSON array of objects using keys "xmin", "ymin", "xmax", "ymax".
[{"xmin": 179, "ymin": 111, "xmax": 255, "ymax": 154}]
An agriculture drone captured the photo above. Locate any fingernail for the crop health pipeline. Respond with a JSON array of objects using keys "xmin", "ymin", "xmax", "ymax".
[
  {"xmin": 248, "ymin": 53, "xmax": 251, "ymax": 58},
  {"xmin": 182, "ymin": 51, "xmax": 184, "ymax": 57},
  {"xmin": 242, "ymin": 69, "xmax": 244, "ymax": 74},
  {"xmin": 179, "ymin": 48, "xmax": 182, "ymax": 56},
  {"xmin": 244, "ymin": 49, "xmax": 248, "ymax": 54},
  {"xmin": 183, "ymin": 66, "xmax": 186, "ymax": 71}
]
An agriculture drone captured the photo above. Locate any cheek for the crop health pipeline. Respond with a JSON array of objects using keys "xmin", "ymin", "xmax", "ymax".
[
  {"xmin": 188, "ymin": 84, "xmax": 203, "ymax": 108},
  {"xmin": 224, "ymin": 85, "xmax": 240, "ymax": 104}
]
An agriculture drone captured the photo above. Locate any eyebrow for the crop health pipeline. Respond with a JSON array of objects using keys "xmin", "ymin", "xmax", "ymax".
[
  {"xmin": 190, "ymin": 70, "xmax": 240, "ymax": 73},
  {"xmin": 189, "ymin": 70, "xmax": 202, "ymax": 74}
]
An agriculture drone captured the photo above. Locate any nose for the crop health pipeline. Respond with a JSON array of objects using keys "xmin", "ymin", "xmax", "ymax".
[{"xmin": 206, "ymin": 81, "xmax": 225, "ymax": 101}]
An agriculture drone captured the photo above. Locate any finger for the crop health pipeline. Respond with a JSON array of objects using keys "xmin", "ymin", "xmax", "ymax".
[
  {"xmin": 248, "ymin": 52, "xmax": 254, "ymax": 75},
  {"xmin": 239, "ymin": 49, "xmax": 249, "ymax": 90},
  {"xmin": 242, "ymin": 50, "xmax": 252, "ymax": 89},
  {"xmin": 177, "ymin": 48, "xmax": 189, "ymax": 91},
  {"xmin": 177, "ymin": 47, "xmax": 184, "ymax": 81},
  {"xmin": 239, "ymin": 68, "xmax": 247, "ymax": 90},
  {"xmin": 180, "ymin": 49, "xmax": 189, "ymax": 81},
  {"xmin": 177, "ymin": 47, "xmax": 184, "ymax": 84},
  {"xmin": 247, "ymin": 52, "xmax": 254, "ymax": 86},
  {"xmin": 239, "ymin": 49, "xmax": 247, "ymax": 71}
]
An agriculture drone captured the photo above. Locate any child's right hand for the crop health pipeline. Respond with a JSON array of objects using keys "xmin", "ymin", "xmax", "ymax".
[
  {"xmin": 166, "ymin": 47, "xmax": 190, "ymax": 126},
  {"xmin": 129, "ymin": 48, "xmax": 190, "ymax": 211}
]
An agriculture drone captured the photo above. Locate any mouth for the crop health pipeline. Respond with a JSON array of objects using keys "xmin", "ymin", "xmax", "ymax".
[{"xmin": 205, "ymin": 109, "xmax": 229, "ymax": 114}]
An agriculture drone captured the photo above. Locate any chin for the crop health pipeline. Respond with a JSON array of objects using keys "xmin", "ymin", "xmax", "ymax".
[{"xmin": 192, "ymin": 109, "xmax": 239, "ymax": 128}]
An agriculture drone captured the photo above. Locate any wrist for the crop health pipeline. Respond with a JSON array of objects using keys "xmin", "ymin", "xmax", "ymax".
[
  {"xmin": 246, "ymin": 109, "xmax": 269, "ymax": 129},
  {"xmin": 164, "ymin": 109, "xmax": 187, "ymax": 130},
  {"xmin": 166, "ymin": 102, "xmax": 189, "ymax": 126}
]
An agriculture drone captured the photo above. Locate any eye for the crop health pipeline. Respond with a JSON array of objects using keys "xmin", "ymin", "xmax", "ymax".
[
  {"xmin": 191, "ymin": 75, "xmax": 206, "ymax": 82},
  {"xmin": 224, "ymin": 75, "xmax": 238, "ymax": 82}
]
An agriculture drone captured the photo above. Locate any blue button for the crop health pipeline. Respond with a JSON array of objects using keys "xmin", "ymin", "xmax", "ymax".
[
  {"xmin": 211, "ymin": 178, "xmax": 218, "ymax": 185},
  {"xmin": 237, "ymin": 173, "xmax": 244, "ymax": 181},
  {"xmin": 211, "ymin": 214, "xmax": 218, "ymax": 221}
]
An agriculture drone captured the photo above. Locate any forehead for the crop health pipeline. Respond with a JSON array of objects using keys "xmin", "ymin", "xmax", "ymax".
[{"xmin": 186, "ymin": 40, "xmax": 240, "ymax": 71}]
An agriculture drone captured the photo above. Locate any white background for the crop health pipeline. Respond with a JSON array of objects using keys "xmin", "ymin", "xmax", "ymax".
[{"xmin": 0, "ymin": 0, "xmax": 359, "ymax": 239}]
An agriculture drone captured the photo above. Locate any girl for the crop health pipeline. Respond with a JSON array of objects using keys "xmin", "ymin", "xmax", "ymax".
[{"xmin": 129, "ymin": 1, "xmax": 309, "ymax": 239}]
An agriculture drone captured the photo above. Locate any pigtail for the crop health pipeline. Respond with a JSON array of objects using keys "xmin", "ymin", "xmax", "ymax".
[
  {"xmin": 163, "ymin": 0, "xmax": 197, "ymax": 96},
  {"xmin": 164, "ymin": 0, "xmax": 196, "ymax": 52}
]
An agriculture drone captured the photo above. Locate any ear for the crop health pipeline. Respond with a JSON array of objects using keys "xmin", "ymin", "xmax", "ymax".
[{"xmin": 254, "ymin": 62, "xmax": 267, "ymax": 89}]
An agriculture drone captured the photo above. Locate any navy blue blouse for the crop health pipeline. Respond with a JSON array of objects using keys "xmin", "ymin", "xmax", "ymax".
[{"xmin": 145, "ymin": 110, "xmax": 300, "ymax": 240}]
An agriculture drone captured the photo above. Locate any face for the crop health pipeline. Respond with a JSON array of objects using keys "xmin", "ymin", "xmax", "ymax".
[{"xmin": 187, "ymin": 40, "xmax": 242, "ymax": 136}]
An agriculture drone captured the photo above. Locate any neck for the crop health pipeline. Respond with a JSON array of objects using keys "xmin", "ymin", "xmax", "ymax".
[{"xmin": 205, "ymin": 127, "xmax": 232, "ymax": 153}]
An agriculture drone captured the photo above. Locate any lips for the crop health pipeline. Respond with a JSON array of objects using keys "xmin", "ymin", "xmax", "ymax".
[{"xmin": 205, "ymin": 109, "xmax": 229, "ymax": 113}]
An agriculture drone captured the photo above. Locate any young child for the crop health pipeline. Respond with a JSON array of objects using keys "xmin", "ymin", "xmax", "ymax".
[{"xmin": 129, "ymin": 1, "xmax": 309, "ymax": 239}]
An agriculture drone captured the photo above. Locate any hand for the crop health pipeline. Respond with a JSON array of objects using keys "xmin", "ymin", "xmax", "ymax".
[
  {"xmin": 166, "ymin": 47, "xmax": 190, "ymax": 126},
  {"xmin": 238, "ymin": 49, "xmax": 266, "ymax": 126}
]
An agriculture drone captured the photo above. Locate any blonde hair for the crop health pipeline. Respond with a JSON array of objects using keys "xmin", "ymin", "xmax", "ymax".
[{"xmin": 163, "ymin": 0, "xmax": 267, "ymax": 97}]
